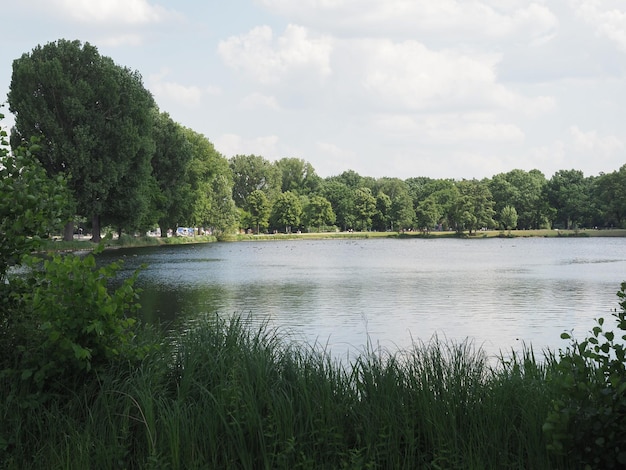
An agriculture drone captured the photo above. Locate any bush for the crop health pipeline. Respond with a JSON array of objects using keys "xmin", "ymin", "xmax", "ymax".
[
  {"xmin": 2, "ymin": 248, "xmax": 146, "ymax": 397},
  {"xmin": 543, "ymin": 282, "xmax": 626, "ymax": 468}
]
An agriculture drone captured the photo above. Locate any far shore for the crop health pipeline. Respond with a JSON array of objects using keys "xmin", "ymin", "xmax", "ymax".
[{"xmin": 39, "ymin": 228, "xmax": 626, "ymax": 253}]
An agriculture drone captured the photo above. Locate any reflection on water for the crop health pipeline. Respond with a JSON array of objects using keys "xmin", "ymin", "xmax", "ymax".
[{"xmin": 100, "ymin": 237, "xmax": 626, "ymax": 359}]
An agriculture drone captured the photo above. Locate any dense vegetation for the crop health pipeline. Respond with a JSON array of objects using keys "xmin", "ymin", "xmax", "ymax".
[{"xmin": 6, "ymin": 39, "xmax": 626, "ymax": 241}]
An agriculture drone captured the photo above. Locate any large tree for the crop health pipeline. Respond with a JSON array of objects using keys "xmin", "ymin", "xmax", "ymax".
[
  {"xmin": 247, "ymin": 189, "xmax": 271, "ymax": 234},
  {"xmin": 184, "ymin": 128, "xmax": 238, "ymax": 234},
  {"xmin": 320, "ymin": 179, "xmax": 355, "ymax": 231},
  {"xmin": 8, "ymin": 39, "xmax": 155, "ymax": 242},
  {"xmin": 304, "ymin": 195, "xmax": 336, "ymax": 232},
  {"xmin": 593, "ymin": 166, "xmax": 626, "ymax": 228},
  {"xmin": 151, "ymin": 112, "xmax": 194, "ymax": 235},
  {"xmin": 488, "ymin": 169, "xmax": 547, "ymax": 229},
  {"xmin": 275, "ymin": 157, "xmax": 321, "ymax": 195},
  {"xmin": 450, "ymin": 179, "xmax": 496, "ymax": 234},
  {"xmin": 229, "ymin": 154, "xmax": 281, "ymax": 211},
  {"xmin": 354, "ymin": 187, "xmax": 377, "ymax": 231},
  {"xmin": 271, "ymin": 191, "xmax": 302, "ymax": 233},
  {"xmin": 545, "ymin": 169, "xmax": 591, "ymax": 229}
]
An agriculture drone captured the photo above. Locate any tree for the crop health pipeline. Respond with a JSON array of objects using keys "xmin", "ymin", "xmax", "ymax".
[
  {"xmin": 247, "ymin": 189, "xmax": 271, "ymax": 233},
  {"xmin": 450, "ymin": 180, "xmax": 495, "ymax": 234},
  {"xmin": 354, "ymin": 187, "xmax": 377, "ymax": 231},
  {"xmin": 390, "ymin": 191, "xmax": 415, "ymax": 231},
  {"xmin": 320, "ymin": 179, "xmax": 355, "ymax": 231},
  {"xmin": 334, "ymin": 169, "xmax": 363, "ymax": 189},
  {"xmin": 151, "ymin": 112, "xmax": 194, "ymax": 235},
  {"xmin": 305, "ymin": 195, "xmax": 336, "ymax": 232},
  {"xmin": 275, "ymin": 157, "xmax": 321, "ymax": 195},
  {"xmin": 8, "ymin": 39, "xmax": 156, "ymax": 242},
  {"xmin": 594, "ymin": 166, "xmax": 626, "ymax": 228},
  {"xmin": 229, "ymin": 154, "xmax": 281, "ymax": 211},
  {"xmin": 489, "ymin": 169, "xmax": 547, "ymax": 229},
  {"xmin": 185, "ymin": 128, "xmax": 238, "ymax": 234},
  {"xmin": 500, "ymin": 205, "xmax": 518, "ymax": 234},
  {"xmin": 271, "ymin": 191, "xmax": 302, "ymax": 233},
  {"xmin": 373, "ymin": 192, "xmax": 391, "ymax": 231},
  {"xmin": 545, "ymin": 169, "xmax": 591, "ymax": 229},
  {"xmin": 415, "ymin": 196, "xmax": 441, "ymax": 233}
]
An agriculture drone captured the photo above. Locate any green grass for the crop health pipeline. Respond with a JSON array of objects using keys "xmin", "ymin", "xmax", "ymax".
[
  {"xmin": 1, "ymin": 315, "xmax": 570, "ymax": 469},
  {"xmin": 36, "ymin": 228, "xmax": 626, "ymax": 254}
]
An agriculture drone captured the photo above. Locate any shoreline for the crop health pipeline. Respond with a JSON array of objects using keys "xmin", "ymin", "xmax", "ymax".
[{"xmin": 38, "ymin": 228, "xmax": 626, "ymax": 252}]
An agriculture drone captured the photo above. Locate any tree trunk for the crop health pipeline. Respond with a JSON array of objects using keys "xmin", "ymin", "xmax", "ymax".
[
  {"xmin": 91, "ymin": 214, "xmax": 101, "ymax": 243},
  {"xmin": 63, "ymin": 220, "xmax": 74, "ymax": 242}
]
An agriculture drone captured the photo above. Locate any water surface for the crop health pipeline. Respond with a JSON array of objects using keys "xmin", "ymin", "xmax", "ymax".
[{"xmin": 101, "ymin": 237, "xmax": 626, "ymax": 358}]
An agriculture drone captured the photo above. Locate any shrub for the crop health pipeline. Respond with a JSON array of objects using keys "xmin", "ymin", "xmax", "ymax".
[
  {"xmin": 543, "ymin": 282, "xmax": 626, "ymax": 468},
  {"xmin": 2, "ymin": 248, "xmax": 146, "ymax": 396}
]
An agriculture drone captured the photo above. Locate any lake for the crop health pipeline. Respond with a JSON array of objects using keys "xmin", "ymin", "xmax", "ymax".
[{"xmin": 100, "ymin": 237, "xmax": 626, "ymax": 359}]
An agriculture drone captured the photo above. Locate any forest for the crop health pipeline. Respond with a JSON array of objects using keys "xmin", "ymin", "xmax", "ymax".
[{"xmin": 6, "ymin": 39, "xmax": 626, "ymax": 240}]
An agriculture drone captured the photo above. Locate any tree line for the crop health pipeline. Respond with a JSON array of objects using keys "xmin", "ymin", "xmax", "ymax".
[{"xmin": 6, "ymin": 39, "xmax": 626, "ymax": 239}]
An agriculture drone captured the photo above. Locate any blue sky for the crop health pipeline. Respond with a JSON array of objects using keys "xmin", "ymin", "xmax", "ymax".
[{"xmin": 1, "ymin": 0, "xmax": 625, "ymax": 180}]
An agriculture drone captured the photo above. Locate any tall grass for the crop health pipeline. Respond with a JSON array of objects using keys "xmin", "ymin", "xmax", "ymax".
[{"xmin": 1, "ymin": 315, "xmax": 569, "ymax": 469}]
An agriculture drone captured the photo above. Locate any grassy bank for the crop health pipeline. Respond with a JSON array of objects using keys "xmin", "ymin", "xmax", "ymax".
[
  {"xmin": 193, "ymin": 227, "xmax": 626, "ymax": 242},
  {"xmin": 2, "ymin": 315, "xmax": 570, "ymax": 469},
  {"xmin": 39, "ymin": 234, "xmax": 218, "ymax": 252},
  {"xmin": 37, "ymin": 228, "xmax": 626, "ymax": 253}
]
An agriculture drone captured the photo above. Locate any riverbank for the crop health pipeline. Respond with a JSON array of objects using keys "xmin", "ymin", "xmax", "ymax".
[
  {"xmin": 40, "ymin": 228, "xmax": 626, "ymax": 252},
  {"xmin": 234, "ymin": 228, "xmax": 626, "ymax": 241}
]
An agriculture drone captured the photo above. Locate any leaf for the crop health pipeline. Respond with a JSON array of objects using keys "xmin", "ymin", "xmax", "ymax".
[{"xmin": 561, "ymin": 332, "xmax": 571, "ymax": 340}]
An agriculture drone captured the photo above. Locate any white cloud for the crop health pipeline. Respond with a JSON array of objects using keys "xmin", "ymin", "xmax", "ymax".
[
  {"xmin": 218, "ymin": 24, "xmax": 333, "ymax": 85},
  {"xmin": 258, "ymin": 0, "xmax": 558, "ymax": 43},
  {"xmin": 355, "ymin": 39, "xmax": 554, "ymax": 114},
  {"xmin": 529, "ymin": 140, "xmax": 567, "ymax": 172},
  {"xmin": 569, "ymin": 125, "xmax": 624, "ymax": 155},
  {"xmin": 215, "ymin": 133, "xmax": 280, "ymax": 158},
  {"xmin": 423, "ymin": 115, "xmax": 525, "ymax": 143},
  {"xmin": 240, "ymin": 93, "xmax": 281, "ymax": 110},
  {"xmin": 148, "ymin": 70, "xmax": 221, "ymax": 109},
  {"xmin": 53, "ymin": 0, "xmax": 171, "ymax": 25},
  {"xmin": 572, "ymin": 0, "xmax": 626, "ymax": 52}
]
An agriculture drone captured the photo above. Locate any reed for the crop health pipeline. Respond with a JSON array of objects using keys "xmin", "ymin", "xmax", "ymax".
[{"xmin": 1, "ymin": 315, "xmax": 570, "ymax": 469}]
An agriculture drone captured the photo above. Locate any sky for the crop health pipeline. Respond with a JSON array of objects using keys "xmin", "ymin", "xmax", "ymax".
[{"xmin": 1, "ymin": 0, "xmax": 625, "ymax": 180}]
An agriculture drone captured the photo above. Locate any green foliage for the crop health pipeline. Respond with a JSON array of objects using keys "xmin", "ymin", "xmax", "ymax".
[
  {"xmin": 276, "ymin": 157, "xmax": 321, "ymax": 195},
  {"xmin": 545, "ymin": 169, "xmax": 592, "ymax": 229},
  {"xmin": 416, "ymin": 196, "xmax": 441, "ymax": 232},
  {"xmin": 489, "ymin": 169, "xmax": 547, "ymax": 229},
  {"xmin": 304, "ymin": 194, "xmax": 335, "ymax": 232},
  {"xmin": 182, "ymin": 127, "xmax": 239, "ymax": 234},
  {"xmin": 320, "ymin": 179, "xmax": 355, "ymax": 231},
  {"xmin": 271, "ymin": 191, "xmax": 302, "ymax": 233},
  {"xmin": 247, "ymin": 189, "xmax": 271, "ymax": 233},
  {"xmin": 544, "ymin": 282, "xmax": 626, "ymax": 468},
  {"xmin": 0, "ymin": 116, "xmax": 70, "ymax": 279},
  {"xmin": 450, "ymin": 179, "xmax": 495, "ymax": 234},
  {"xmin": 230, "ymin": 154, "xmax": 282, "ymax": 211},
  {"xmin": 1, "ymin": 316, "xmax": 565, "ymax": 468},
  {"xmin": 150, "ymin": 112, "xmax": 194, "ymax": 232},
  {"xmin": 500, "ymin": 205, "xmax": 518, "ymax": 231},
  {"xmin": 354, "ymin": 187, "xmax": 377, "ymax": 231},
  {"xmin": 593, "ymin": 165, "xmax": 626, "ymax": 228},
  {"xmin": 8, "ymin": 39, "xmax": 156, "ymax": 241},
  {"xmin": 2, "ymin": 248, "xmax": 146, "ymax": 397}
]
